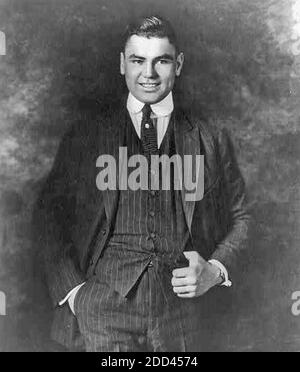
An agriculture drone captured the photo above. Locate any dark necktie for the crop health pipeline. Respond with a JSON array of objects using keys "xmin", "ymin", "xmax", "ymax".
[{"xmin": 141, "ymin": 104, "xmax": 158, "ymax": 156}]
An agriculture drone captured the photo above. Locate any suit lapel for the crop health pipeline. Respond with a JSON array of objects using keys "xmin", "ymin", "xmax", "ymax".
[
  {"xmin": 173, "ymin": 107, "xmax": 202, "ymax": 233},
  {"xmin": 97, "ymin": 103, "xmax": 128, "ymax": 224}
]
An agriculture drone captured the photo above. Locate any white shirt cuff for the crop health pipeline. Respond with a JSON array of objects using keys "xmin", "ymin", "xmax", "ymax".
[
  {"xmin": 208, "ymin": 259, "xmax": 232, "ymax": 287},
  {"xmin": 59, "ymin": 283, "xmax": 85, "ymax": 308}
]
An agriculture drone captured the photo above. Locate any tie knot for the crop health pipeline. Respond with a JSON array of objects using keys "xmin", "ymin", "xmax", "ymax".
[{"xmin": 142, "ymin": 104, "xmax": 152, "ymax": 119}]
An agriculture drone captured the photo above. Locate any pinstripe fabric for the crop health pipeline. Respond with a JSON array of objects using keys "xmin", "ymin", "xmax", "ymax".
[
  {"xmin": 75, "ymin": 115, "xmax": 195, "ymax": 351},
  {"xmin": 104, "ymin": 116, "xmax": 192, "ymax": 292},
  {"xmin": 74, "ymin": 261, "xmax": 202, "ymax": 352}
]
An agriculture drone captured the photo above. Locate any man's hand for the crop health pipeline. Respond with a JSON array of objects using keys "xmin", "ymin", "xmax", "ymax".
[{"xmin": 171, "ymin": 251, "xmax": 222, "ymax": 298}]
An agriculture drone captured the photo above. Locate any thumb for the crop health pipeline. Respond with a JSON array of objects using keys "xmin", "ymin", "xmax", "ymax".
[{"xmin": 183, "ymin": 251, "xmax": 205, "ymax": 267}]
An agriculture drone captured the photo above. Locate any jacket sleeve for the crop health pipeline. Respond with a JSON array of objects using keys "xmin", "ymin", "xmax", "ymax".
[
  {"xmin": 32, "ymin": 125, "xmax": 85, "ymax": 306},
  {"xmin": 210, "ymin": 128, "xmax": 251, "ymax": 281}
]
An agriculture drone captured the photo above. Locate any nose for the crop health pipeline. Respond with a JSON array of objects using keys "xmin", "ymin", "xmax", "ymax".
[{"xmin": 142, "ymin": 61, "xmax": 157, "ymax": 79}]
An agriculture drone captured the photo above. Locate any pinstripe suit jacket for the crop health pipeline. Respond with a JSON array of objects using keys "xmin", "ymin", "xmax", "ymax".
[{"xmin": 33, "ymin": 100, "xmax": 250, "ymax": 350}]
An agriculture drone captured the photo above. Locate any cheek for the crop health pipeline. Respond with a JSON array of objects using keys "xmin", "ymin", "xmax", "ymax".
[
  {"xmin": 125, "ymin": 73, "xmax": 136, "ymax": 85},
  {"xmin": 164, "ymin": 75, "xmax": 176, "ymax": 89},
  {"xmin": 125, "ymin": 70, "xmax": 140, "ymax": 84}
]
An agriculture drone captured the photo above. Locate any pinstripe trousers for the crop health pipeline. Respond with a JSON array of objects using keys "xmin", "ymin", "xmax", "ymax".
[{"xmin": 74, "ymin": 255, "xmax": 202, "ymax": 352}]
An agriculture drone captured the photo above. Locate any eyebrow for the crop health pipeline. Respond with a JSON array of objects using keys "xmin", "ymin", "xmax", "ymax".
[
  {"xmin": 128, "ymin": 54, "xmax": 145, "ymax": 60},
  {"xmin": 128, "ymin": 53, "xmax": 175, "ymax": 61},
  {"xmin": 156, "ymin": 54, "xmax": 175, "ymax": 61}
]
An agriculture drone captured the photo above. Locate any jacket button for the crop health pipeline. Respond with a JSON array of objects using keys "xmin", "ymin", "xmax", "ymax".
[
  {"xmin": 148, "ymin": 261, "xmax": 153, "ymax": 268},
  {"xmin": 89, "ymin": 258, "xmax": 94, "ymax": 266},
  {"xmin": 138, "ymin": 336, "xmax": 146, "ymax": 345},
  {"xmin": 102, "ymin": 229, "xmax": 107, "ymax": 235}
]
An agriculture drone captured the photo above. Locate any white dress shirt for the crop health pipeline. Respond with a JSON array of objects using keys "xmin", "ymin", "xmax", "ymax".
[
  {"xmin": 59, "ymin": 92, "xmax": 231, "ymax": 314},
  {"xmin": 127, "ymin": 91, "xmax": 174, "ymax": 148}
]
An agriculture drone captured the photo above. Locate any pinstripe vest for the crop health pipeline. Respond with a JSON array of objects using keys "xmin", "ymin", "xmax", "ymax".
[{"xmin": 94, "ymin": 116, "xmax": 193, "ymax": 296}]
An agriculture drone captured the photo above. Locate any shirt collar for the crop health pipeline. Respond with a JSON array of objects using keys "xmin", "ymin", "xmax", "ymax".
[{"xmin": 127, "ymin": 92, "xmax": 174, "ymax": 117}]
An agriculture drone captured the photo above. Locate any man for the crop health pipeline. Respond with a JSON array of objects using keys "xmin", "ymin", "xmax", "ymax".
[{"xmin": 33, "ymin": 16, "xmax": 250, "ymax": 352}]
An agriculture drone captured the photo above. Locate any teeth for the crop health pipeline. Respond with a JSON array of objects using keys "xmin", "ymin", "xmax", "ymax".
[{"xmin": 142, "ymin": 83, "xmax": 157, "ymax": 87}]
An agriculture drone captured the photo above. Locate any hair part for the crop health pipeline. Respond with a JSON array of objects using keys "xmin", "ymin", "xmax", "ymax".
[{"xmin": 123, "ymin": 15, "xmax": 179, "ymax": 52}]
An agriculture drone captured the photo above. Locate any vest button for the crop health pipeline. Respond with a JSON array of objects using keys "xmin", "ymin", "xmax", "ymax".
[
  {"xmin": 145, "ymin": 123, "xmax": 150, "ymax": 129},
  {"xmin": 149, "ymin": 211, "xmax": 155, "ymax": 217},
  {"xmin": 102, "ymin": 229, "xmax": 107, "ymax": 235},
  {"xmin": 150, "ymin": 232, "xmax": 156, "ymax": 239}
]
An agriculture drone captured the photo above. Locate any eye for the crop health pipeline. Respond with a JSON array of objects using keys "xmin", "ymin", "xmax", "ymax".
[
  {"xmin": 158, "ymin": 59, "xmax": 171, "ymax": 65},
  {"xmin": 131, "ymin": 59, "xmax": 143, "ymax": 64}
]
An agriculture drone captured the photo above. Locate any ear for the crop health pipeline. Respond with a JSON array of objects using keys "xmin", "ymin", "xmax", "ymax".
[
  {"xmin": 175, "ymin": 52, "xmax": 184, "ymax": 77},
  {"xmin": 120, "ymin": 52, "xmax": 125, "ymax": 75}
]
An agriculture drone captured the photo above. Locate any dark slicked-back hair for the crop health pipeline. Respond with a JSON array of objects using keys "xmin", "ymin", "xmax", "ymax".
[{"xmin": 123, "ymin": 15, "xmax": 179, "ymax": 52}]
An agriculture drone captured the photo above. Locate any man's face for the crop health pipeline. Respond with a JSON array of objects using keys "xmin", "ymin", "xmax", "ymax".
[{"xmin": 120, "ymin": 35, "xmax": 184, "ymax": 104}]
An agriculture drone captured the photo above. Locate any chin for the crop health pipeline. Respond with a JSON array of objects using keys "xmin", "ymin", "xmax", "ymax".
[
  {"xmin": 138, "ymin": 93, "xmax": 166, "ymax": 105},
  {"xmin": 141, "ymin": 98, "xmax": 161, "ymax": 104}
]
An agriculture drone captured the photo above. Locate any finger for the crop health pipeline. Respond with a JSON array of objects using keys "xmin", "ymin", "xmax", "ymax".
[
  {"xmin": 177, "ymin": 292, "xmax": 197, "ymax": 298},
  {"xmin": 173, "ymin": 285, "xmax": 197, "ymax": 294},
  {"xmin": 172, "ymin": 267, "xmax": 192, "ymax": 278},
  {"xmin": 183, "ymin": 251, "xmax": 206, "ymax": 267},
  {"xmin": 172, "ymin": 276, "xmax": 197, "ymax": 287}
]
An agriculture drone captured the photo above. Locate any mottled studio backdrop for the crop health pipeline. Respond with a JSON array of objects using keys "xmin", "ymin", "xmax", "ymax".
[{"xmin": 0, "ymin": 0, "xmax": 299, "ymax": 351}]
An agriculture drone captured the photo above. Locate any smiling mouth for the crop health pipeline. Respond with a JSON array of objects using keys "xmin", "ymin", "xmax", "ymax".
[{"xmin": 139, "ymin": 83, "xmax": 160, "ymax": 89}]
